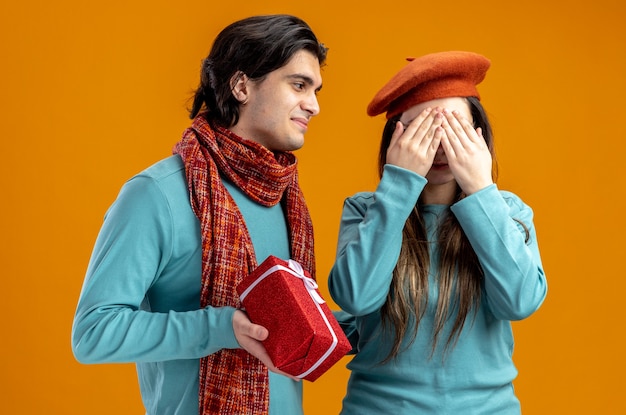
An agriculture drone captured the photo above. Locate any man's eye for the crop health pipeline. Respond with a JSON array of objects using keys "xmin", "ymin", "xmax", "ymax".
[{"xmin": 294, "ymin": 82, "xmax": 305, "ymax": 90}]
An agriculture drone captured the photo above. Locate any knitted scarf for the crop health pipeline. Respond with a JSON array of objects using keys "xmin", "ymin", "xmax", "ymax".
[{"xmin": 173, "ymin": 115, "xmax": 315, "ymax": 415}]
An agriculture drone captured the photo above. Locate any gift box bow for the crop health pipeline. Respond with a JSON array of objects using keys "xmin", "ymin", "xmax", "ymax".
[{"xmin": 239, "ymin": 259, "xmax": 325, "ymax": 305}]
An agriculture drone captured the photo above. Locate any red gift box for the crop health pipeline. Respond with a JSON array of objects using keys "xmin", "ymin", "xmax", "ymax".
[{"xmin": 236, "ymin": 255, "xmax": 351, "ymax": 381}]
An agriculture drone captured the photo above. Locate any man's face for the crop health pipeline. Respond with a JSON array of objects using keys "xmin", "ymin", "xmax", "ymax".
[{"xmin": 231, "ymin": 50, "xmax": 323, "ymax": 152}]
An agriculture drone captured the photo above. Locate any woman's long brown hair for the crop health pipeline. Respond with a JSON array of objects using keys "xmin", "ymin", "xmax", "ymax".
[{"xmin": 377, "ymin": 97, "xmax": 496, "ymax": 362}]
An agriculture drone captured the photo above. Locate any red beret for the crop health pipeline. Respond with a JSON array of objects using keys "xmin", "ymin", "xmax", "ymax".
[{"xmin": 367, "ymin": 51, "xmax": 491, "ymax": 119}]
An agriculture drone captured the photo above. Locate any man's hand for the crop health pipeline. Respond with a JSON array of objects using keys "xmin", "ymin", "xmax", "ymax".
[{"xmin": 232, "ymin": 309, "xmax": 300, "ymax": 381}]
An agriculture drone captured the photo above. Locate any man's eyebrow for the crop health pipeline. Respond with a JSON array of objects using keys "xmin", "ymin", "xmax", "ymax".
[{"xmin": 287, "ymin": 73, "xmax": 323, "ymax": 91}]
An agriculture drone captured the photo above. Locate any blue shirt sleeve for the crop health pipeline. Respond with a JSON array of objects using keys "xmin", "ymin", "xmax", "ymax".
[
  {"xmin": 328, "ymin": 165, "xmax": 426, "ymax": 316},
  {"xmin": 329, "ymin": 165, "xmax": 547, "ymax": 322},
  {"xmin": 71, "ymin": 175, "xmax": 240, "ymax": 364},
  {"xmin": 451, "ymin": 185, "xmax": 547, "ymax": 320}
]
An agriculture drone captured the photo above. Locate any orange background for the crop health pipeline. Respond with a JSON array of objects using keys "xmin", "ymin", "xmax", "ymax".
[{"xmin": 2, "ymin": 0, "xmax": 625, "ymax": 413}]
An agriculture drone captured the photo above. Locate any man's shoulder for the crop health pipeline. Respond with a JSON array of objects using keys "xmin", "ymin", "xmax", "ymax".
[
  {"xmin": 135, "ymin": 154, "xmax": 185, "ymax": 183},
  {"xmin": 120, "ymin": 155, "xmax": 188, "ymax": 204},
  {"xmin": 112, "ymin": 155, "xmax": 195, "ymax": 221}
]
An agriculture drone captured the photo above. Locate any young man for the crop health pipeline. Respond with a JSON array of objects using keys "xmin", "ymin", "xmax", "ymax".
[{"xmin": 72, "ymin": 15, "xmax": 327, "ymax": 415}]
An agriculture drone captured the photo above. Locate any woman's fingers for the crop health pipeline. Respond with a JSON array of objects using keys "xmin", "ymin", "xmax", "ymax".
[
  {"xmin": 386, "ymin": 108, "xmax": 443, "ymax": 176},
  {"xmin": 440, "ymin": 109, "xmax": 493, "ymax": 195}
]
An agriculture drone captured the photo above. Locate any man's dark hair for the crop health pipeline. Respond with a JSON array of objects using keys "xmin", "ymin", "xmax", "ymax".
[{"xmin": 190, "ymin": 14, "xmax": 327, "ymax": 126}]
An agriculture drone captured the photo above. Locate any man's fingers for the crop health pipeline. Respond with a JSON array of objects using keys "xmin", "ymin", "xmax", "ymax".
[
  {"xmin": 232, "ymin": 310, "xmax": 301, "ymax": 381},
  {"xmin": 250, "ymin": 324, "xmax": 269, "ymax": 341},
  {"xmin": 233, "ymin": 310, "xmax": 268, "ymax": 341}
]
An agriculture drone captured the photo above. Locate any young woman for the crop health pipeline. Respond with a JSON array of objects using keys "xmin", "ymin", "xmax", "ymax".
[{"xmin": 328, "ymin": 51, "xmax": 547, "ymax": 414}]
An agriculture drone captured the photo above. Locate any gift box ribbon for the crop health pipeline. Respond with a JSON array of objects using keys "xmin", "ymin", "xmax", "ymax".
[{"xmin": 239, "ymin": 259, "xmax": 339, "ymax": 379}]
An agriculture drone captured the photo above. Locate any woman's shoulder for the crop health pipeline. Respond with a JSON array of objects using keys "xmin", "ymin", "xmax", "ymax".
[
  {"xmin": 498, "ymin": 189, "xmax": 528, "ymax": 207},
  {"xmin": 344, "ymin": 191, "xmax": 376, "ymax": 208},
  {"xmin": 497, "ymin": 189, "xmax": 534, "ymax": 220},
  {"xmin": 348, "ymin": 191, "xmax": 376, "ymax": 201}
]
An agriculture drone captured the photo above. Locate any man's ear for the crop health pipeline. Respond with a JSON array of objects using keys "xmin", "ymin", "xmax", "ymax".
[{"xmin": 230, "ymin": 71, "xmax": 250, "ymax": 105}]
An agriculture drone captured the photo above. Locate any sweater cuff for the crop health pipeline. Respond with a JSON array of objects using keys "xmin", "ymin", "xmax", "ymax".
[
  {"xmin": 207, "ymin": 306, "xmax": 240, "ymax": 349},
  {"xmin": 379, "ymin": 164, "xmax": 426, "ymax": 206},
  {"xmin": 451, "ymin": 184, "xmax": 507, "ymax": 229}
]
